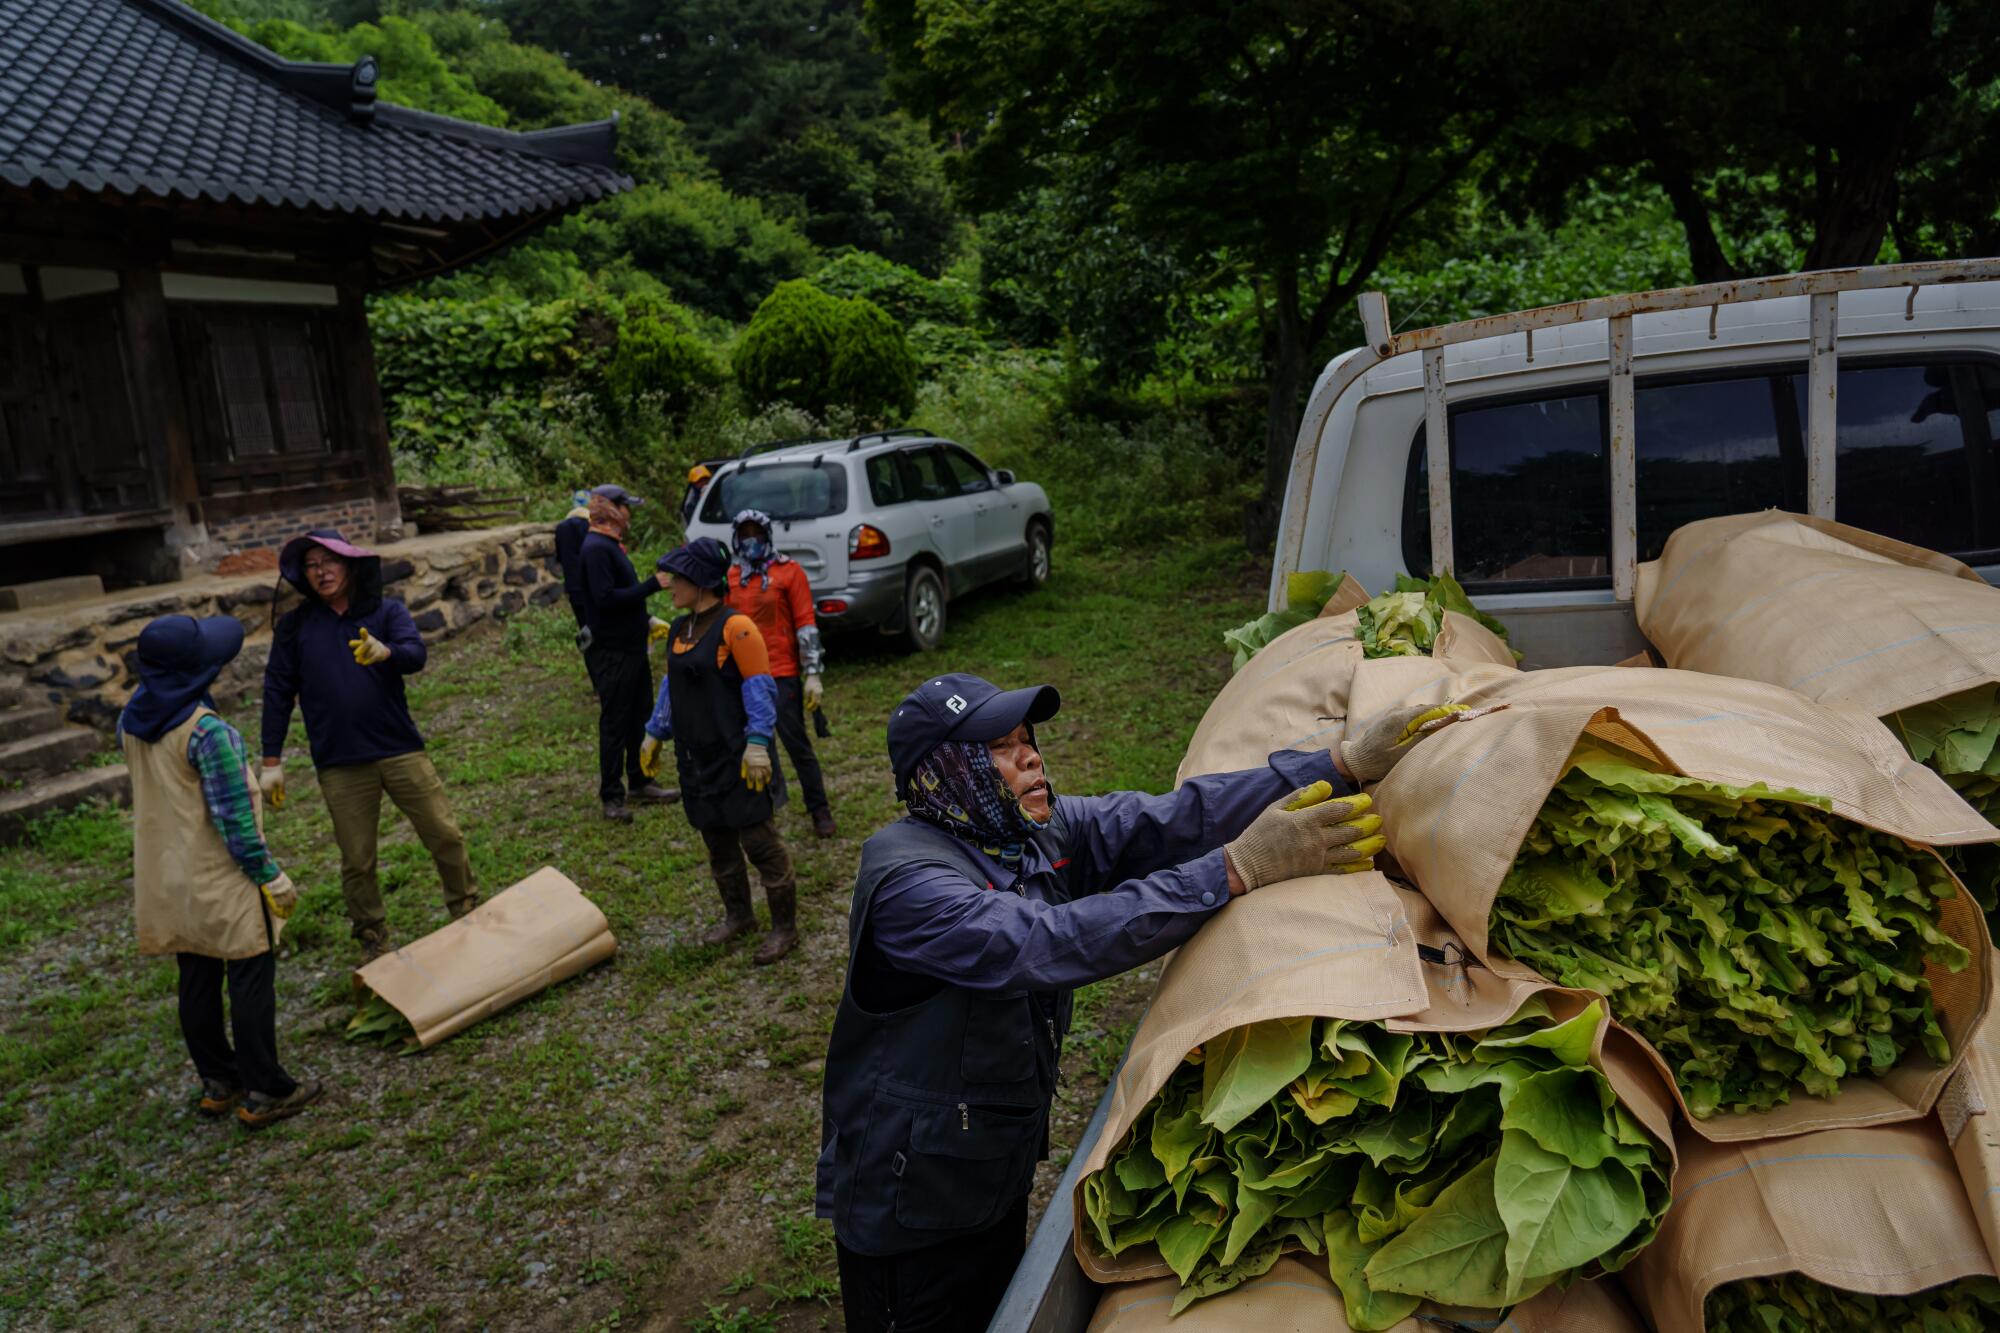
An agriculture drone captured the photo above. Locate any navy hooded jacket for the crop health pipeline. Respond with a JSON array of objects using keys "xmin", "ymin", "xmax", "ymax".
[{"xmin": 260, "ymin": 534, "xmax": 429, "ymax": 768}]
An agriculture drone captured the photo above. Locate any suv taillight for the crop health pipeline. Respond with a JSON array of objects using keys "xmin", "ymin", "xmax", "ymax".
[{"xmin": 849, "ymin": 524, "xmax": 891, "ymax": 560}]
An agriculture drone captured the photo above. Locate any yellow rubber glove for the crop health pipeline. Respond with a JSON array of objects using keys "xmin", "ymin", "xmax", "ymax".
[
  {"xmin": 1340, "ymin": 702, "xmax": 1475, "ymax": 783},
  {"xmin": 1224, "ymin": 783, "xmax": 1377, "ymax": 891},
  {"xmin": 640, "ymin": 735, "xmax": 663, "ymax": 779},
  {"xmin": 1283, "ymin": 781, "xmax": 1385, "ymax": 874},
  {"xmin": 349, "ymin": 626, "xmax": 393, "ymax": 666},
  {"xmin": 648, "ymin": 616, "xmax": 672, "ymax": 644},
  {"xmin": 741, "ymin": 740, "xmax": 773, "ymax": 792},
  {"xmin": 803, "ymin": 674, "xmax": 824, "ymax": 712},
  {"xmin": 257, "ymin": 760, "xmax": 286, "ymax": 811},
  {"xmin": 260, "ymin": 871, "xmax": 299, "ymax": 920}
]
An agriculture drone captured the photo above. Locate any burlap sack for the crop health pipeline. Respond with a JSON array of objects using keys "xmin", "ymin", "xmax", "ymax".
[
  {"xmin": 1069, "ymin": 877, "xmax": 1678, "ymax": 1284},
  {"xmin": 1625, "ymin": 1120, "xmax": 1996, "ymax": 1333},
  {"xmin": 1180, "ymin": 586, "xmax": 1515, "ymax": 784},
  {"xmin": 1347, "ymin": 656, "xmax": 1996, "ymax": 1139},
  {"xmin": 1634, "ymin": 509, "xmax": 2000, "ymax": 717},
  {"xmin": 354, "ymin": 866, "xmax": 617, "ymax": 1049},
  {"xmin": 1940, "ymin": 948, "xmax": 2000, "ymax": 1269},
  {"xmin": 1085, "ymin": 1253, "xmax": 1646, "ymax": 1333}
]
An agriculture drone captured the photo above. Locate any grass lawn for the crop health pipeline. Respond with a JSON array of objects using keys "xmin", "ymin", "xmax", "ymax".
[{"xmin": 0, "ymin": 542, "xmax": 1262, "ymax": 1331}]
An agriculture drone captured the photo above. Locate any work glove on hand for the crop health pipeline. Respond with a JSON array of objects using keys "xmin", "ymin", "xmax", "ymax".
[
  {"xmin": 803, "ymin": 674, "xmax": 824, "ymax": 712},
  {"xmin": 648, "ymin": 616, "xmax": 672, "ymax": 644},
  {"xmin": 257, "ymin": 760, "xmax": 286, "ymax": 811},
  {"xmin": 640, "ymin": 735, "xmax": 663, "ymax": 779},
  {"xmin": 741, "ymin": 740, "xmax": 773, "ymax": 792},
  {"xmin": 1224, "ymin": 782, "xmax": 1383, "ymax": 892},
  {"xmin": 348, "ymin": 626, "xmax": 393, "ymax": 666},
  {"xmin": 1340, "ymin": 702, "xmax": 1474, "ymax": 784},
  {"xmin": 260, "ymin": 871, "xmax": 299, "ymax": 920}
]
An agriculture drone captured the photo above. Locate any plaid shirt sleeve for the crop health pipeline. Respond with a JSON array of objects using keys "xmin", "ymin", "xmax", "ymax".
[{"xmin": 187, "ymin": 715, "xmax": 281, "ymax": 886}]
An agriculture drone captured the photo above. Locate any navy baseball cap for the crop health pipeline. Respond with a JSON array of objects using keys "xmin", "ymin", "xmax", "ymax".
[
  {"xmin": 888, "ymin": 673, "xmax": 1061, "ymax": 794},
  {"xmin": 591, "ymin": 482, "xmax": 644, "ymax": 507}
]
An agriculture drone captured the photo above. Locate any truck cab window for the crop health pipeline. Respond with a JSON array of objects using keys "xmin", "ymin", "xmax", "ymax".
[
  {"xmin": 1635, "ymin": 375, "xmax": 1799, "ymax": 562},
  {"xmin": 1404, "ymin": 392, "xmax": 1609, "ymax": 588},
  {"xmin": 1801, "ymin": 363, "xmax": 1989, "ymax": 558}
]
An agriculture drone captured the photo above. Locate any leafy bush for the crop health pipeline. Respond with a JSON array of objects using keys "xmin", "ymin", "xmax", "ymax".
[
  {"xmin": 810, "ymin": 249, "xmax": 977, "ymax": 327},
  {"xmin": 734, "ymin": 282, "xmax": 916, "ymax": 420},
  {"xmin": 608, "ymin": 316, "xmax": 725, "ymax": 419},
  {"xmin": 827, "ymin": 298, "xmax": 918, "ymax": 419},
  {"xmin": 604, "ymin": 182, "xmax": 818, "ymax": 322}
]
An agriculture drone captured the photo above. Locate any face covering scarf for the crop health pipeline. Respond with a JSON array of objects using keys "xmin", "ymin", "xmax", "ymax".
[
  {"xmin": 905, "ymin": 737, "xmax": 1052, "ymax": 868},
  {"xmin": 732, "ymin": 508, "xmax": 791, "ymax": 589}
]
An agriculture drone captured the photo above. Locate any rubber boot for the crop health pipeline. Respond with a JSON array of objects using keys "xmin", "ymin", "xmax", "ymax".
[
  {"xmin": 701, "ymin": 875, "xmax": 757, "ymax": 947},
  {"xmin": 753, "ymin": 882, "xmax": 798, "ymax": 966}
]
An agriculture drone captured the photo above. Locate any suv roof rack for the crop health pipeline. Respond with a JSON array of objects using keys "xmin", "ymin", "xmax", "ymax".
[
  {"xmin": 846, "ymin": 427, "xmax": 932, "ymax": 453},
  {"xmin": 734, "ymin": 436, "xmax": 821, "ymax": 464}
]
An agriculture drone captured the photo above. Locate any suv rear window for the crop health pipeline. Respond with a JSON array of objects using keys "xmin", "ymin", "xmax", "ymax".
[
  {"xmin": 700, "ymin": 462, "xmax": 849, "ymax": 523},
  {"xmin": 1403, "ymin": 356, "xmax": 2000, "ymax": 588}
]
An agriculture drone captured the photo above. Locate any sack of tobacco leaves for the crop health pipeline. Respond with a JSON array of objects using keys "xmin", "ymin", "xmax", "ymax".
[
  {"xmin": 1636, "ymin": 510, "xmax": 2000, "ymax": 937},
  {"xmin": 1084, "ymin": 1252, "xmax": 1646, "ymax": 1332},
  {"xmin": 1069, "ymin": 875, "xmax": 1678, "ymax": 1327},
  {"xmin": 1625, "ymin": 1118, "xmax": 2000, "ymax": 1332},
  {"xmin": 1941, "ymin": 948, "xmax": 2000, "ymax": 1269},
  {"xmin": 1349, "ymin": 655, "xmax": 1996, "ymax": 1140},
  {"xmin": 1184, "ymin": 575, "xmax": 1514, "ymax": 783}
]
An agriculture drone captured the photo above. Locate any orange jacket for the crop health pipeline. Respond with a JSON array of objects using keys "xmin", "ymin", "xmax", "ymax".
[{"xmin": 726, "ymin": 561, "xmax": 815, "ymax": 678}]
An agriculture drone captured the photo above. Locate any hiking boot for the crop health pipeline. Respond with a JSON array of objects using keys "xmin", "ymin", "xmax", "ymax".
[
  {"xmin": 754, "ymin": 883, "xmax": 798, "ymax": 965},
  {"xmin": 702, "ymin": 875, "xmax": 757, "ymax": 947},
  {"xmin": 810, "ymin": 807, "xmax": 838, "ymax": 839},
  {"xmin": 237, "ymin": 1080, "xmax": 324, "ymax": 1131},
  {"xmin": 634, "ymin": 783, "xmax": 680, "ymax": 805},
  {"xmin": 701, "ymin": 913, "xmax": 758, "ymax": 947},
  {"xmin": 358, "ymin": 927, "xmax": 392, "ymax": 964},
  {"xmin": 603, "ymin": 799, "xmax": 633, "ymax": 823},
  {"xmin": 197, "ymin": 1078, "xmax": 241, "ymax": 1119}
]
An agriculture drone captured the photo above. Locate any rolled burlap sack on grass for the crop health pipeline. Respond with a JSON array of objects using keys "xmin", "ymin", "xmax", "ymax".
[
  {"xmin": 353, "ymin": 866, "xmax": 616, "ymax": 1049},
  {"xmin": 1635, "ymin": 509, "xmax": 2000, "ymax": 717},
  {"xmin": 1086, "ymin": 1252, "xmax": 1647, "ymax": 1333},
  {"xmin": 1625, "ymin": 1119, "xmax": 1996, "ymax": 1333},
  {"xmin": 1347, "ymin": 655, "xmax": 1995, "ymax": 1140},
  {"xmin": 1068, "ymin": 877, "xmax": 1677, "ymax": 1286}
]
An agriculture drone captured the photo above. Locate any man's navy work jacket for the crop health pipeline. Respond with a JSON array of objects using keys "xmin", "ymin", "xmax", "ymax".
[{"xmin": 815, "ymin": 748, "xmax": 1346, "ymax": 1257}]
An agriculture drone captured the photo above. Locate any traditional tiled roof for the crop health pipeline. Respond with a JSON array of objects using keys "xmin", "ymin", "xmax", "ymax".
[{"xmin": 0, "ymin": 0, "xmax": 631, "ymax": 225}]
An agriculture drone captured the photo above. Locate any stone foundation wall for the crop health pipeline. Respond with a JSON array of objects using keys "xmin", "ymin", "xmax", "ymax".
[{"xmin": 0, "ymin": 523, "xmax": 563, "ymax": 732}]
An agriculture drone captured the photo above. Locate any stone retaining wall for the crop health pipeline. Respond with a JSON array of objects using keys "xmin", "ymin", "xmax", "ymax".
[{"xmin": 0, "ymin": 523, "xmax": 564, "ymax": 732}]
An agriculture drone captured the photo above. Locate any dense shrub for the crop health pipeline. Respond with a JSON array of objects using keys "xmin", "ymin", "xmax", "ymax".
[
  {"xmin": 607, "ymin": 316, "xmax": 725, "ymax": 419},
  {"xmin": 810, "ymin": 249, "xmax": 976, "ymax": 327},
  {"xmin": 733, "ymin": 281, "xmax": 847, "ymax": 414},
  {"xmin": 604, "ymin": 182, "xmax": 818, "ymax": 322},
  {"xmin": 828, "ymin": 298, "xmax": 918, "ymax": 419}
]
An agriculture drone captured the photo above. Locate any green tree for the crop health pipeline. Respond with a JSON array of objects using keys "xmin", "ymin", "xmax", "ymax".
[
  {"xmin": 608, "ymin": 315, "xmax": 726, "ymax": 419},
  {"xmin": 734, "ymin": 281, "xmax": 914, "ymax": 418},
  {"xmin": 827, "ymin": 298, "xmax": 918, "ymax": 419},
  {"xmin": 872, "ymin": 0, "xmax": 1531, "ymax": 547}
]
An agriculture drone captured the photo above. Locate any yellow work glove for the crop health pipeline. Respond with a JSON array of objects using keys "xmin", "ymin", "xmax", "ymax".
[
  {"xmin": 648, "ymin": 616, "xmax": 672, "ymax": 644},
  {"xmin": 349, "ymin": 626, "xmax": 393, "ymax": 666},
  {"xmin": 257, "ymin": 760, "xmax": 286, "ymax": 811},
  {"xmin": 1224, "ymin": 783, "xmax": 1381, "ymax": 892},
  {"xmin": 260, "ymin": 871, "xmax": 299, "ymax": 920},
  {"xmin": 741, "ymin": 740, "xmax": 773, "ymax": 792},
  {"xmin": 803, "ymin": 673, "xmax": 824, "ymax": 712},
  {"xmin": 1340, "ymin": 702, "xmax": 1473, "ymax": 784},
  {"xmin": 640, "ymin": 734, "xmax": 664, "ymax": 779}
]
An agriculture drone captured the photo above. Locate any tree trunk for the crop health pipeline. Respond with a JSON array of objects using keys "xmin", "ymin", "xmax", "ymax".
[
  {"xmin": 1801, "ymin": 126, "xmax": 1907, "ymax": 270},
  {"xmin": 1246, "ymin": 265, "xmax": 1309, "ymax": 555}
]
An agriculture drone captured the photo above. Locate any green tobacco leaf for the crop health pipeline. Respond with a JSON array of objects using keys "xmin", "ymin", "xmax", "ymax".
[
  {"xmin": 1324, "ymin": 1208, "xmax": 1424, "ymax": 1331},
  {"xmin": 1498, "ymin": 1067, "xmax": 1617, "ymax": 1167},
  {"xmin": 1705, "ymin": 1272, "xmax": 2000, "ymax": 1332},
  {"xmin": 1492, "ymin": 1129, "xmax": 1647, "ymax": 1300},
  {"xmin": 1363, "ymin": 1155, "xmax": 1518, "ymax": 1306},
  {"xmin": 1202, "ymin": 1017, "xmax": 1315, "ymax": 1132}
]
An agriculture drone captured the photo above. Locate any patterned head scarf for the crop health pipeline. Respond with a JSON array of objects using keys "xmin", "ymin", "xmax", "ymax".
[
  {"xmin": 731, "ymin": 508, "xmax": 791, "ymax": 589},
  {"xmin": 904, "ymin": 734, "xmax": 1052, "ymax": 866},
  {"xmin": 588, "ymin": 492, "xmax": 632, "ymax": 543}
]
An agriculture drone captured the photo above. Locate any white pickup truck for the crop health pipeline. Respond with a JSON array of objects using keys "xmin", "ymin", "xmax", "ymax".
[{"xmin": 992, "ymin": 257, "xmax": 2000, "ymax": 1332}]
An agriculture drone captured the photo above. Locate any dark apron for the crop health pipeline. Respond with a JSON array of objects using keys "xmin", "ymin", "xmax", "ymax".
[{"xmin": 668, "ymin": 608, "xmax": 782, "ymax": 830}]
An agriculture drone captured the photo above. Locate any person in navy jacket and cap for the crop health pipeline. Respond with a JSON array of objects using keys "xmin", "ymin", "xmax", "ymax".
[{"xmin": 814, "ymin": 674, "xmax": 1473, "ymax": 1331}]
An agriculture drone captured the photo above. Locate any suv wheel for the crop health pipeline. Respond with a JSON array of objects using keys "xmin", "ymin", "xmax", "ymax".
[
  {"xmin": 1017, "ymin": 521, "xmax": 1052, "ymax": 588},
  {"xmin": 901, "ymin": 565, "xmax": 947, "ymax": 652}
]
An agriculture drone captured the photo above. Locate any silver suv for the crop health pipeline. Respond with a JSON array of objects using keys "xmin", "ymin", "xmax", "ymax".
[{"xmin": 685, "ymin": 429, "xmax": 1055, "ymax": 651}]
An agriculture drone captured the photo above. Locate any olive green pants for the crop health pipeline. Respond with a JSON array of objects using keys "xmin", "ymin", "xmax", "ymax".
[{"xmin": 319, "ymin": 752, "xmax": 477, "ymax": 940}]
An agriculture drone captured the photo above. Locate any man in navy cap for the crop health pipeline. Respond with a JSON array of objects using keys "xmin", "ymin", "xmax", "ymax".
[
  {"xmin": 575, "ymin": 483, "xmax": 678, "ymax": 821},
  {"xmin": 815, "ymin": 674, "xmax": 1465, "ymax": 1330}
]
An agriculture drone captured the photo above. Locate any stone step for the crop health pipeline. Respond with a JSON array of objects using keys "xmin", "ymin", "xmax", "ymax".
[
  {"xmin": 0, "ymin": 727, "xmax": 101, "ymax": 779},
  {"xmin": 0, "ymin": 764, "xmax": 131, "ymax": 843},
  {"xmin": 0, "ymin": 703, "xmax": 63, "ymax": 744},
  {"xmin": 0, "ymin": 674, "xmax": 22, "ymax": 709}
]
